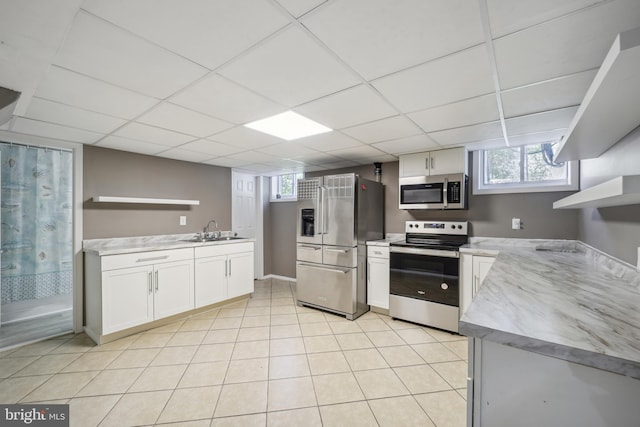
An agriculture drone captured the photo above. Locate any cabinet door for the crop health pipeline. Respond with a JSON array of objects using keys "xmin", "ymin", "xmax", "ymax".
[
  {"xmin": 429, "ymin": 147, "xmax": 467, "ymax": 175},
  {"xmin": 102, "ymin": 266, "xmax": 153, "ymax": 334},
  {"xmin": 195, "ymin": 255, "xmax": 228, "ymax": 308},
  {"xmin": 367, "ymin": 256, "xmax": 390, "ymax": 309},
  {"xmin": 472, "ymin": 256, "xmax": 496, "ymax": 295},
  {"xmin": 154, "ymin": 259, "xmax": 195, "ymax": 320},
  {"xmin": 227, "ymin": 252, "xmax": 254, "ymax": 299},
  {"xmin": 399, "ymin": 152, "xmax": 430, "ymax": 177}
]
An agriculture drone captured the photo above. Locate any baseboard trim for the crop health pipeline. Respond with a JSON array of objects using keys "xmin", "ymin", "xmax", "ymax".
[{"xmin": 259, "ymin": 274, "xmax": 296, "ymax": 282}]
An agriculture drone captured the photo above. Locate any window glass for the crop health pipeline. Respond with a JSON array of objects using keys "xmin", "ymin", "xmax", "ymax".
[{"xmin": 271, "ymin": 172, "xmax": 304, "ymax": 201}]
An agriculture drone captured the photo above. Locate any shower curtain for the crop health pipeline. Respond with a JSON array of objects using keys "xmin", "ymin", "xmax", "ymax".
[{"xmin": 0, "ymin": 143, "xmax": 73, "ymax": 308}]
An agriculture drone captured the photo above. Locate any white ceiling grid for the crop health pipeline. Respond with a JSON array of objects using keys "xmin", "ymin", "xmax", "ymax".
[{"xmin": 0, "ymin": 0, "xmax": 638, "ymax": 174}]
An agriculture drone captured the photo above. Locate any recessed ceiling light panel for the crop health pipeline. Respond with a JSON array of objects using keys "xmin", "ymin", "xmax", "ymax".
[{"xmin": 244, "ymin": 111, "xmax": 331, "ymax": 141}]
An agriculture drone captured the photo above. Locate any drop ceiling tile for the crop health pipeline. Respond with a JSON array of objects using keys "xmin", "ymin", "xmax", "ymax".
[
  {"xmin": 138, "ymin": 103, "xmax": 233, "ymax": 138},
  {"xmin": 35, "ymin": 66, "xmax": 158, "ymax": 119},
  {"xmin": 327, "ymin": 144, "xmax": 387, "ymax": 161},
  {"xmin": 303, "ymin": 165, "xmax": 328, "ymax": 173},
  {"xmin": 209, "ymin": 126, "xmax": 283, "ymax": 150},
  {"xmin": 171, "ymin": 74, "xmax": 284, "ymax": 125},
  {"xmin": 204, "ymin": 157, "xmax": 250, "ymax": 168},
  {"xmin": 493, "ymin": 0, "xmax": 640, "ymax": 89},
  {"xmin": 261, "ymin": 158, "xmax": 307, "ymax": 169},
  {"xmin": 24, "ymin": 98, "xmax": 126, "ymax": 134},
  {"xmin": 255, "ymin": 142, "xmax": 321, "ymax": 159},
  {"xmin": 408, "ymin": 95, "xmax": 500, "ymax": 133},
  {"xmin": 55, "ymin": 11, "xmax": 208, "ymax": 99},
  {"xmin": 428, "ymin": 121, "xmax": 503, "ymax": 146},
  {"xmin": 11, "ymin": 117, "xmax": 103, "ymax": 143},
  {"xmin": 294, "ymin": 152, "xmax": 343, "ymax": 165},
  {"xmin": 179, "ymin": 139, "xmax": 245, "ymax": 157},
  {"xmin": 0, "ymin": 0, "xmax": 83, "ymax": 115},
  {"xmin": 219, "ymin": 26, "xmax": 360, "ymax": 106},
  {"xmin": 82, "ymin": 0, "xmax": 290, "ymax": 70},
  {"xmin": 302, "ymin": 0, "xmax": 484, "ymax": 80},
  {"xmin": 501, "ymin": 70, "xmax": 597, "ymax": 118},
  {"xmin": 296, "ymin": 132, "xmax": 364, "ymax": 152},
  {"xmin": 294, "ymin": 85, "xmax": 397, "ymax": 130},
  {"xmin": 372, "ymin": 134, "xmax": 440, "ymax": 155},
  {"xmin": 227, "ymin": 151, "xmax": 279, "ymax": 164},
  {"xmin": 341, "ymin": 116, "xmax": 422, "ymax": 144},
  {"xmin": 96, "ymin": 135, "xmax": 167, "ymax": 155},
  {"xmin": 276, "ymin": 0, "xmax": 326, "ymax": 17},
  {"xmin": 155, "ymin": 147, "xmax": 213, "ymax": 163},
  {"xmin": 505, "ymin": 107, "xmax": 578, "ymax": 136},
  {"xmin": 487, "ymin": 0, "xmax": 606, "ymax": 38},
  {"xmin": 464, "ymin": 138, "xmax": 508, "ymax": 151},
  {"xmin": 114, "ymin": 122, "xmax": 196, "ymax": 147},
  {"xmin": 372, "ymin": 45, "xmax": 494, "ymax": 113},
  {"xmin": 319, "ymin": 160, "xmax": 359, "ymax": 170},
  {"xmin": 236, "ymin": 163, "xmax": 278, "ymax": 174}
]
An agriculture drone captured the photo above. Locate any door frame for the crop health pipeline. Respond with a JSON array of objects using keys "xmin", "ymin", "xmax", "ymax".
[{"xmin": 0, "ymin": 130, "xmax": 84, "ymax": 334}]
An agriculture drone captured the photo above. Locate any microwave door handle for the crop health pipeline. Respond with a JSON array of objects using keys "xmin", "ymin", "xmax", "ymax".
[{"xmin": 443, "ymin": 177, "xmax": 448, "ymax": 208}]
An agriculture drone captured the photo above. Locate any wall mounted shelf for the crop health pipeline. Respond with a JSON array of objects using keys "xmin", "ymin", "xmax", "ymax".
[
  {"xmin": 553, "ymin": 175, "xmax": 640, "ymax": 209},
  {"xmin": 556, "ymin": 26, "xmax": 640, "ymax": 162},
  {"xmin": 92, "ymin": 196, "xmax": 200, "ymax": 205}
]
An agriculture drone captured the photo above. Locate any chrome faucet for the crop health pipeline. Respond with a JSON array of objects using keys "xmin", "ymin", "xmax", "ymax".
[{"xmin": 203, "ymin": 220, "xmax": 220, "ymax": 239}]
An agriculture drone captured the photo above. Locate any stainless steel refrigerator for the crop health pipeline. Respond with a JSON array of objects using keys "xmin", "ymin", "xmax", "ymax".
[{"xmin": 296, "ymin": 173, "xmax": 384, "ymax": 320}]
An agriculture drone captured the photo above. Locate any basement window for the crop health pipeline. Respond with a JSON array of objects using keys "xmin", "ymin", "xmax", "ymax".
[
  {"xmin": 473, "ymin": 142, "xmax": 579, "ymax": 194},
  {"xmin": 271, "ymin": 172, "xmax": 304, "ymax": 202}
]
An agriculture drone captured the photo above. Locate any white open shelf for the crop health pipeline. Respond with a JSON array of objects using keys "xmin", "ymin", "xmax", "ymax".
[
  {"xmin": 553, "ymin": 175, "xmax": 640, "ymax": 209},
  {"xmin": 556, "ymin": 26, "xmax": 640, "ymax": 162},
  {"xmin": 92, "ymin": 196, "xmax": 200, "ymax": 205}
]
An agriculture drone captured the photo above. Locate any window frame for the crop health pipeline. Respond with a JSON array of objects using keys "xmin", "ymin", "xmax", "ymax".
[
  {"xmin": 270, "ymin": 172, "xmax": 304, "ymax": 202},
  {"xmin": 472, "ymin": 145, "xmax": 579, "ymax": 195}
]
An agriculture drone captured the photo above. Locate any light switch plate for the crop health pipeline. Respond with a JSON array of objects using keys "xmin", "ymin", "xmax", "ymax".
[
  {"xmin": 179, "ymin": 216, "xmax": 187, "ymax": 226},
  {"xmin": 511, "ymin": 218, "xmax": 521, "ymax": 230}
]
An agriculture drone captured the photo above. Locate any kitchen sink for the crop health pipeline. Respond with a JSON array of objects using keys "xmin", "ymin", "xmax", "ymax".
[{"xmin": 182, "ymin": 236, "xmax": 244, "ymax": 243}]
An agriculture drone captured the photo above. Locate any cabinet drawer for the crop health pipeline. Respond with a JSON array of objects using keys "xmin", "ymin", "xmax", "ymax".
[
  {"xmin": 102, "ymin": 248, "xmax": 193, "ymax": 271},
  {"xmin": 323, "ymin": 246, "xmax": 357, "ymax": 268},
  {"xmin": 195, "ymin": 241, "xmax": 254, "ymax": 258},
  {"xmin": 367, "ymin": 246, "xmax": 389, "ymax": 258}
]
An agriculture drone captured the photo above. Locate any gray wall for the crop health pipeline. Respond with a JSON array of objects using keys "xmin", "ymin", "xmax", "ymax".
[
  {"xmin": 84, "ymin": 146, "xmax": 231, "ymax": 239},
  {"xmin": 577, "ymin": 126, "xmax": 640, "ymax": 265},
  {"xmin": 267, "ymin": 155, "xmax": 579, "ymax": 278}
]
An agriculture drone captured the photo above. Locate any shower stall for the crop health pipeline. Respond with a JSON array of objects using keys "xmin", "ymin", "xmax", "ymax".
[{"xmin": 0, "ymin": 142, "xmax": 73, "ymax": 346}]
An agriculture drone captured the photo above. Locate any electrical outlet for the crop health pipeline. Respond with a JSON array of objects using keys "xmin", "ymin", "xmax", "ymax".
[
  {"xmin": 179, "ymin": 216, "xmax": 187, "ymax": 226},
  {"xmin": 512, "ymin": 218, "xmax": 521, "ymax": 230}
]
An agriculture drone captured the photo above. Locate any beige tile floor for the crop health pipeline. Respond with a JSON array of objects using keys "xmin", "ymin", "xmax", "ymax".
[{"xmin": 0, "ymin": 278, "xmax": 468, "ymax": 427}]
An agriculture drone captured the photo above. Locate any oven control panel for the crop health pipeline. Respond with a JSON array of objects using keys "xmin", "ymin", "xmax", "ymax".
[{"xmin": 405, "ymin": 221, "xmax": 468, "ymax": 235}]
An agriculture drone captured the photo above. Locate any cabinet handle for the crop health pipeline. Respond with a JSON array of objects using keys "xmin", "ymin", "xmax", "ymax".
[
  {"xmin": 367, "ymin": 263, "xmax": 370, "ymax": 283},
  {"xmin": 426, "ymin": 157, "xmax": 429, "ymax": 170},
  {"xmin": 137, "ymin": 255, "xmax": 169, "ymax": 263},
  {"xmin": 148, "ymin": 272, "xmax": 152, "ymax": 294},
  {"xmin": 430, "ymin": 156, "xmax": 434, "ymax": 170},
  {"xmin": 473, "ymin": 275, "xmax": 478, "ymax": 294},
  {"xmin": 229, "ymin": 259, "xmax": 232, "ymax": 277},
  {"xmin": 155, "ymin": 271, "xmax": 159, "ymax": 291},
  {"xmin": 225, "ymin": 259, "xmax": 228, "ymax": 277}
]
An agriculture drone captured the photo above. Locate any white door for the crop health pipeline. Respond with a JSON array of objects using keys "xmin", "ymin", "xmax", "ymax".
[
  {"xmin": 227, "ymin": 251, "xmax": 254, "ymax": 299},
  {"xmin": 232, "ymin": 171, "xmax": 259, "ymax": 279},
  {"xmin": 367, "ymin": 256, "xmax": 390, "ymax": 309},
  {"xmin": 472, "ymin": 256, "xmax": 496, "ymax": 295},
  {"xmin": 102, "ymin": 266, "xmax": 154, "ymax": 334},
  {"xmin": 194, "ymin": 256, "xmax": 228, "ymax": 307}
]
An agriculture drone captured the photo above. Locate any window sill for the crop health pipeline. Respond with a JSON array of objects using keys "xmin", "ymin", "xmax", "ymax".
[
  {"xmin": 473, "ymin": 182, "xmax": 579, "ymax": 195},
  {"xmin": 269, "ymin": 198, "xmax": 298, "ymax": 203}
]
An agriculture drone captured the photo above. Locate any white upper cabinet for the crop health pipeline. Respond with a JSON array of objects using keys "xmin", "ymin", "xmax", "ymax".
[
  {"xmin": 556, "ymin": 26, "xmax": 640, "ymax": 161},
  {"xmin": 399, "ymin": 147, "xmax": 467, "ymax": 177}
]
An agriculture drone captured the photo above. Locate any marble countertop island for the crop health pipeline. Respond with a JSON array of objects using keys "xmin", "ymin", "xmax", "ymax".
[
  {"xmin": 459, "ymin": 238, "xmax": 640, "ymax": 379},
  {"xmin": 83, "ymin": 233, "xmax": 255, "ymax": 256}
]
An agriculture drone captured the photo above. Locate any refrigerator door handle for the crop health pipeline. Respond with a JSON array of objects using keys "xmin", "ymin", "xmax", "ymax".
[
  {"xmin": 316, "ymin": 185, "xmax": 323, "ymax": 236},
  {"xmin": 297, "ymin": 262, "xmax": 350, "ymax": 274},
  {"xmin": 321, "ymin": 186, "xmax": 329, "ymax": 234},
  {"xmin": 325, "ymin": 248, "xmax": 349, "ymax": 254}
]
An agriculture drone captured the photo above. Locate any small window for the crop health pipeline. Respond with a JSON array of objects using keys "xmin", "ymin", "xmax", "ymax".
[
  {"xmin": 271, "ymin": 172, "xmax": 304, "ymax": 202},
  {"xmin": 473, "ymin": 142, "xmax": 579, "ymax": 194}
]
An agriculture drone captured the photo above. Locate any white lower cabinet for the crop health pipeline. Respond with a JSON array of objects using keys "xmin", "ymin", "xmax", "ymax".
[
  {"xmin": 367, "ymin": 245, "xmax": 390, "ymax": 310},
  {"xmin": 195, "ymin": 242, "xmax": 254, "ymax": 308},
  {"xmin": 86, "ymin": 247, "xmax": 195, "ymax": 339},
  {"xmin": 460, "ymin": 253, "xmax": 496, "ymax": 316}
]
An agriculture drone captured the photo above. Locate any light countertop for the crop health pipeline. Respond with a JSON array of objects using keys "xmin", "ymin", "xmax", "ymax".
[
  {"xmin": 366, "ymin": 233, "xmax": 405, "ymax": 246},
  {"xmin": 83, "ymin": 233, "xmax": 255, "ymax": 256},
  {"xmin": 459, "ymin": 238, "xmax": 640, "ymax": 378}
]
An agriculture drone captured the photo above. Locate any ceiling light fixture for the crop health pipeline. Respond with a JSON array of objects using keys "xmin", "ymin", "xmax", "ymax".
[{"xmin": 244, "ymin": 111, "xmax": 332, "ymax": 141}]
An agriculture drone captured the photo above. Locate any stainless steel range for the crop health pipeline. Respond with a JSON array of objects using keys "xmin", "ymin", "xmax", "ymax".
[{"xmin": 389, "ymin": 220, "xmax": 468, "ymax": 333}]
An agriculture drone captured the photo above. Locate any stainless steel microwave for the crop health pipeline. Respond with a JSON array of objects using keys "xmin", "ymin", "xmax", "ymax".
[{"xmin": 398, "ymin": 173, "xmax": 468, "ymax": 210}]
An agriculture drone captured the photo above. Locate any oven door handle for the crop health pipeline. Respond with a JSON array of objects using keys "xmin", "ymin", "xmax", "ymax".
[{"xmin": 390, "ymin": 246, "xmax": 459, "ymax": 258}]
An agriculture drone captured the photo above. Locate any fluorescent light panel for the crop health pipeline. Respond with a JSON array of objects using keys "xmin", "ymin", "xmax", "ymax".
[{"xmin": 244, "ymin": 111, "xmax": 331, "ymax": 140}]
